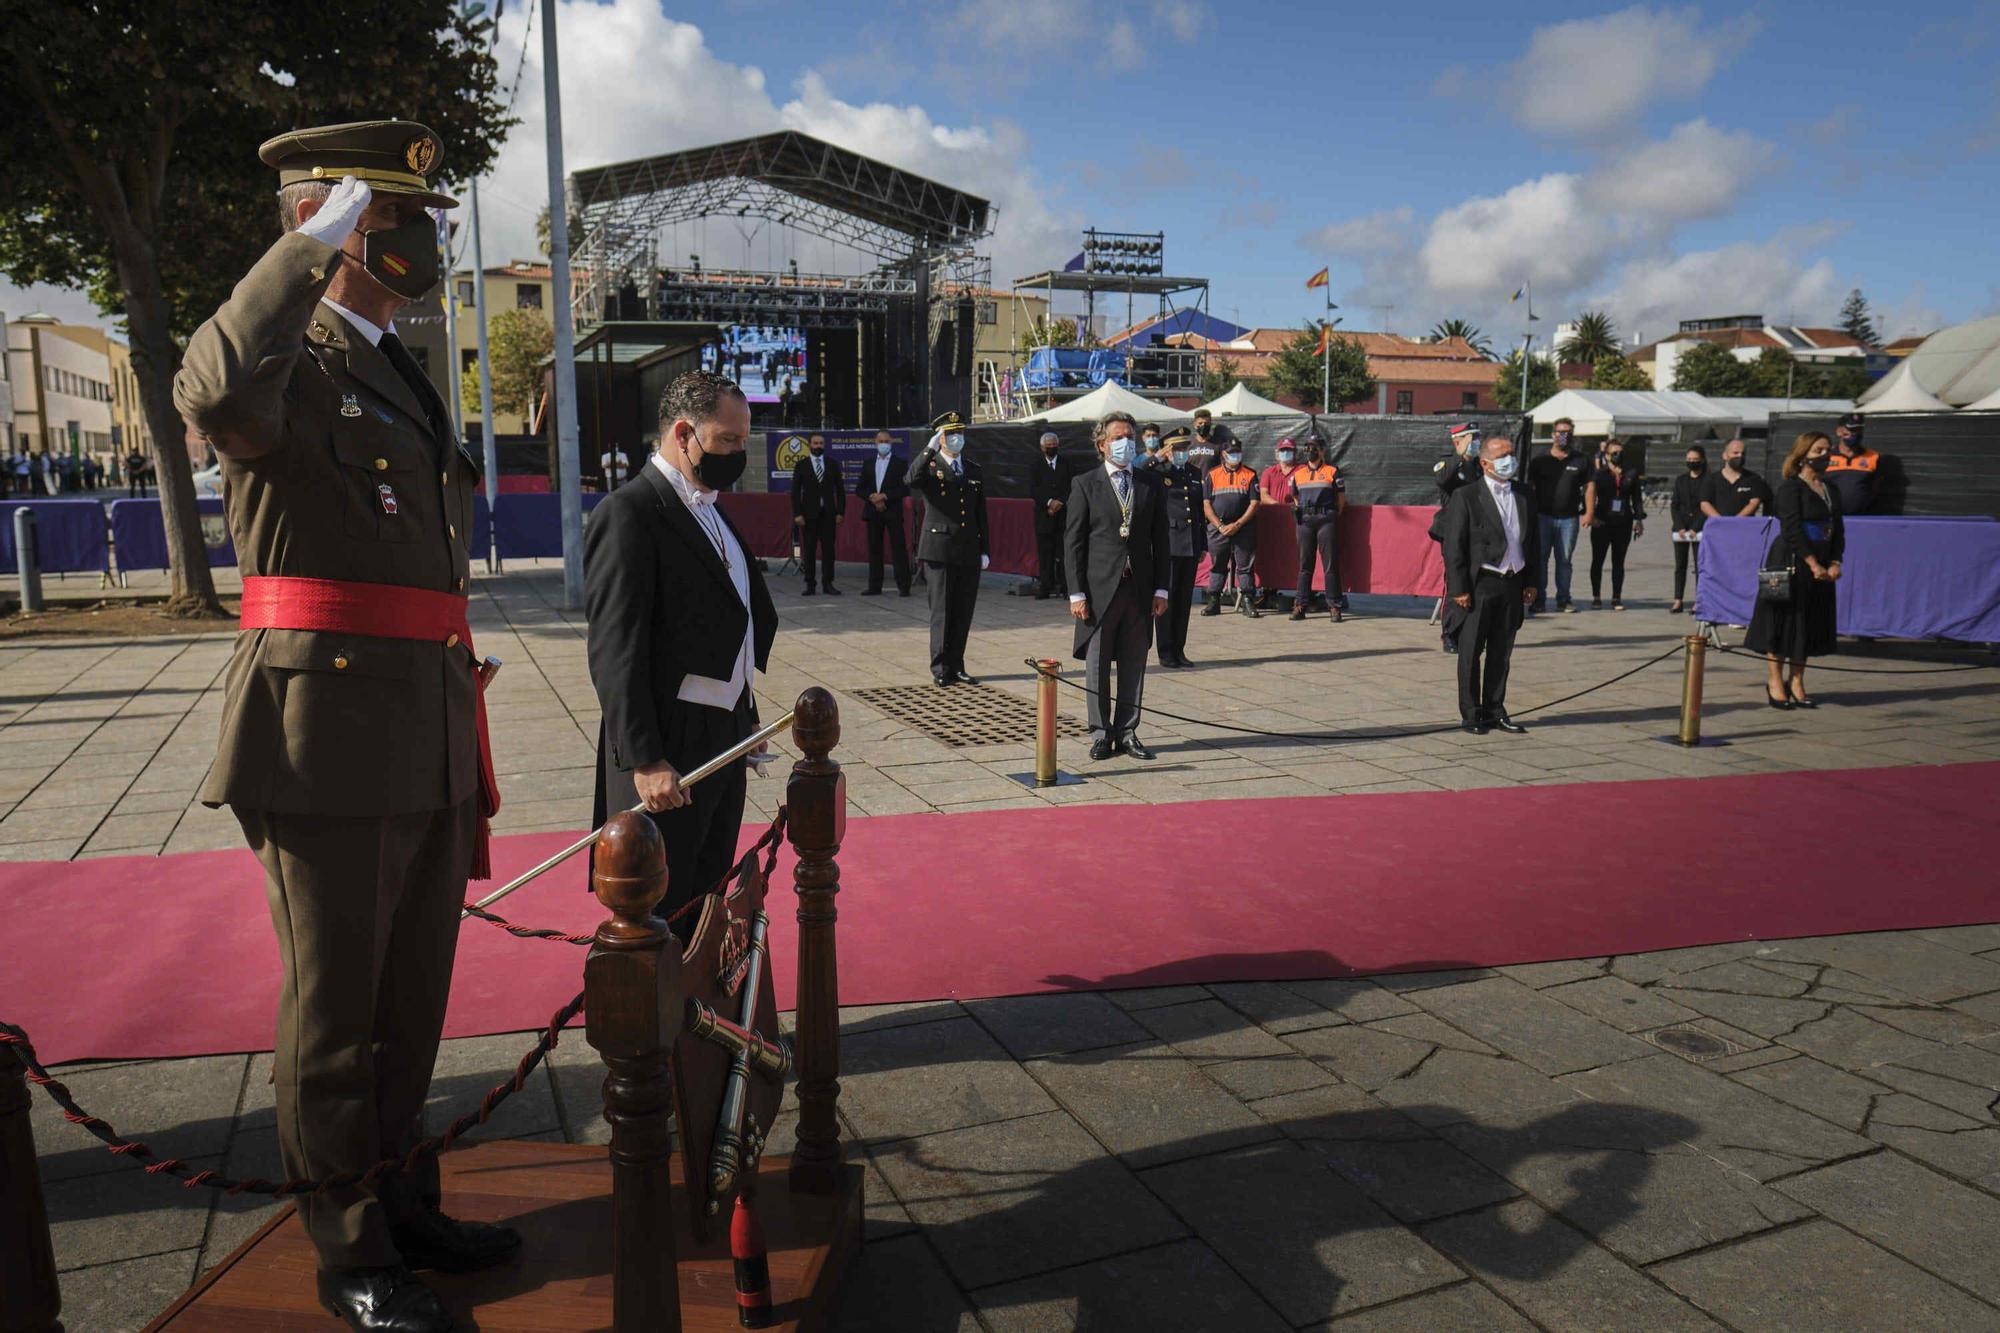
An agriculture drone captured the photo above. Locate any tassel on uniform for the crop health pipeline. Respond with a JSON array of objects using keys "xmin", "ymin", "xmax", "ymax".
[{"xmin": 471, "ymin": 817, "xmax": 492, "ymax": 881}]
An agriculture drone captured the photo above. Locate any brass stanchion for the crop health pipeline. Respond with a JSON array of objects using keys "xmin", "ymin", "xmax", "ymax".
[
  {"xmin": 1010, "ymin": 660, "xmax": 1082, "ymax": 789},
  {"xmin": 1677, "ymin": 634, "xmax": 1707, "ymax": 747}
]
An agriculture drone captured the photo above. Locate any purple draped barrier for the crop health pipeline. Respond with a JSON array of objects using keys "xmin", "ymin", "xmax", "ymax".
[
  {"xmin": 109, "ymin": 498, "xmax": 237, "ymax": 571},
  {"xmin": 1696, "ymin": 515, "xmax": 2000, "ymax": 641},
  {"xmin": 490, "ymin": 491, "xmax": 607, "ymax": 559},
  {"xmin": 1, "ymin": 499, "xmax": 108, "ymax": 574}
]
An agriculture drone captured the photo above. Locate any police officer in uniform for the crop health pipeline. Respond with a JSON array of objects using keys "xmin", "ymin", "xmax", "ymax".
[
  {"xmin": 1155, "ymin": 427, "xmax": 1202, "ymax": 667},
  {"xmin": 1289, "ymin": 432, "xmax": 1348, "ymax": 623},
  {"xmin": 1433, "ymin": 422, "xmax": 1484, "ymax": 653},
  {"xmin": 908, "ymin": 411, "xmax": 989, "ymax": 685},
  {"xmin": 175, "ymin": 122, "xmax": 515, "ymax": 1331}
]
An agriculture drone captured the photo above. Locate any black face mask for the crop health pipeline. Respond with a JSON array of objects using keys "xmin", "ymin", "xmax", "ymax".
[
  {"xmin": 1725, "ymin": 456, "xmax": 1745, "ymax": 471},
  {"xmin": 686, "ymin": 433, "xmax": 746, "ymax": 490},
  {"xmin": 1687, "ymin": 462, "xmax": 1705, "ymax": 475},
  {"xmin": 809, "ymin": 445, "xmax": 825, "ymax": 455},
  {"xmin": 1607, "ymin": 453, "xmax": 1623, "ymax": 466},
  {"xmin": 1804, "ymin": 454, "xmax": 1830, "ymax": 472},
  {"xmin": 359, "ymin": 215, "xmax": 440, "ymax": 301},
  {"xmin": 1194, "ymin": 423, "xmax": 1211, "ymax": 437},
  {"xmin": 1042, "ymin": 445, "xmax": 1059, "ymax": 456}
]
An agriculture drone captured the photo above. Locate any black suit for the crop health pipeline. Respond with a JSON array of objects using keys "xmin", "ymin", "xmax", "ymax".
[
  {"xmin": 1065, "ymin": 463, "xmax": 1171, "ymax": 743},
  {"xmin": 858, "ymin": 451, "xmax": 913, "ymax": 593},
  {"xmin": 790, "ymin": 453, "xmax": 846, "ymax": 591},
  {"xmin": 1158, "ymin": 459, "xmax": 1203, "ymax": 665},
  {"xmin": 908, "ymin": 446, "xmax": 989, "ymax": 677},
  {"xmin": 1443, "ymin": 474, "xmax": 1540, "ymax": 726},
  {"xmin": 1029, "ymin": 452, "xmax": 1075, "ymax": 596},
  {"xmin": 585, "ymin": 463, "xmax": 778, "ymax": 921}
]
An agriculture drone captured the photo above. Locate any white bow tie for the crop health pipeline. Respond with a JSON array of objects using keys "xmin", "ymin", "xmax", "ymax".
[{"xmin": 685, "ymin": 488, "xmax": 717, "ymax": 508}]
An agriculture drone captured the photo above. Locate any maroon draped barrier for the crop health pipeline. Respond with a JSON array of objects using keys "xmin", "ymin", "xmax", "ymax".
[{"xmin": 714, "ymin": 494, "xmax": 1443, "ymax": 596}]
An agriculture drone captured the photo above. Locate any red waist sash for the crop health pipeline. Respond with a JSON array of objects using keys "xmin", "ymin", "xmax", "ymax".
[{"xmin": 240, "ymin": 575, "xmax": 501, "ymax": 879}]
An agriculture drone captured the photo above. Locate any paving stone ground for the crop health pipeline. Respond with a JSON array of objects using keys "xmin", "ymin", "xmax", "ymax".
[{"xmin": 6, "ymin": 546, "xmax": 2000, "ymax": 1330}]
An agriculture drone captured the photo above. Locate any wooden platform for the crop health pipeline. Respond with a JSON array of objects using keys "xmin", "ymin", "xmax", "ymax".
[{"xmin": 145, "ymin": 1142, "xmax": 863, "ymax": 1331}]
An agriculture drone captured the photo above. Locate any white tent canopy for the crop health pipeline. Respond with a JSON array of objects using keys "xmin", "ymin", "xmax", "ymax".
[
  {"xmin": 1196, "ymin": 382, "xmax": 1297, "ymax": 417},
  {"xmin": 1855, "ymin": 361, "xmax": 1952, "ymax": 414},
  {"xmin": 1024, "ymin": 380, "xmax": 1187, "ymax": 424},
  {"xmin": 1710, "ymin": 397, "xmax": 1854, "ymax": 429},
  {"xmin": 1869, "ymin": 315, "xmax": 2000, "ymax": 407},
  {"xmin": 1530, "ymin": 389, "xmax": 1741, "ymax": 443},
  {"xmin": 1961, "ymin": 384, "xmax": 2000, "ymax": 411}
]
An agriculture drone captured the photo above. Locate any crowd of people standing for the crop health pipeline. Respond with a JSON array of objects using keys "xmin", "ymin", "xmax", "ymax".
[{"xmin": 4, "ymin": 448, "xmax": 148, "ymax": 495}]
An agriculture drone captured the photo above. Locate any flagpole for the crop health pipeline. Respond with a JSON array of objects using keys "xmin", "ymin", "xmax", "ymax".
[{"xmin": 1321, "ymin": 279, "xmax": 1331, "ymax": 416}]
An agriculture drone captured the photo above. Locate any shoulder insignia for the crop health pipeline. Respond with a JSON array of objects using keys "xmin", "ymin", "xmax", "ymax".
[
  {"xmin": 1433, "ymin": 460, "xmax": 1448, "ymax": 473},
  {"xmin": 310, "ymin": 320, "xmax": 333, "ymax": 342}
]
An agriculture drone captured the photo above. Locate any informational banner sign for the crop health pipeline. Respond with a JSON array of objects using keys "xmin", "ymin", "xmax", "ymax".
[{"xmin": 764, "ymin": 429, "xmax": 923, "ymax": 493}]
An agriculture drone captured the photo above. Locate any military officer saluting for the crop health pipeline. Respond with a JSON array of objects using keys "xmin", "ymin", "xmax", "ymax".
[
  {"xmin": 1155, "ymin": 427, "xmax": 1203, "ymax": 668},
  {"xmin": 175, "ymin": 121, "xmax": 514, "ymax": 1332},
  {"xmin": 907, "ymin": 410, "xmax": 990, "ymax": 686}
]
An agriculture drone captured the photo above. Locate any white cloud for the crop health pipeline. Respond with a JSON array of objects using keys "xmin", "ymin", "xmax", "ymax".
[
  {"xmin": 1152, "ymin": 0, "xmax": 1209, "ymax": 43},
  {"xmin": 1106, "ymin": 18, "xmax": 1145, "ymax": 69},
  {"xmin": 477, "ymin": 0, "xmax": 1077, "ymax": 285},
  {"xmin": 1496, "ymin": 6, "xmax": 1760, "ymax": 137},
  {"xmin": 1307, "ymin": 206, "xmax": 1415, "ymax": 258},
  {"xmin": 1588, "ymin": 234, "xmax": 1842, "ymax": 338},
  {"xmin": 1586, "ymin": 119, "xmax": 1776, "ymax": 222},
  {"xmin": 1420, "ymin": 173, "xmax": 1622, "ymax": 299}
]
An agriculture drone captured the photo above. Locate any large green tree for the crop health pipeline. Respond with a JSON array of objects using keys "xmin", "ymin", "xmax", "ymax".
[
  {"xmin": 1264, "ymin": 323, "xmax": 1372, "ymax": 412},
  {"xmin": 460, "ymin": 307, "xmax": 553, "ymax": 424},
  {"xmin": 1429, "ymin": 318, "xmax": 1493, "ymax": 358},
  {"xmin": 1015, "ymin": 315, "xmax": 1080, "ymax": 358},
  {"xmin": 1744, "ymin": 347, "xmax": 1814, "ymax": 397},
  {"xmin": 1491, "ymin": 347, "xmax": 1559, "ymax": 412},
  {"xmin": 0, "ymin": 0, "xmax": 508, "ymax": 615},
  {"xmin": 1588, "ymin": 353, "xmax": 1653, "ymax": 390},
  {"xmin": 1838, "ymin": 289, "xmax": 1880, "ymax": 348},
  {"xmin": 1671, "ymin": 340, "xmax": 1752, "ymax": 396},
  {"xmin": 1558, "ymin": 310, "xmax": 1620, "ymax": 365}
]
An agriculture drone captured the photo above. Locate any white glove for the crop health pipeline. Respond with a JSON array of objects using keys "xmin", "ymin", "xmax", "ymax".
[
  {"xmin": 980, "ymin": 554, "xmax": 990, "ymax": 570},
  {"xmin": 297, "ymin": 175, "xmax": 371, "ymax": 249}
]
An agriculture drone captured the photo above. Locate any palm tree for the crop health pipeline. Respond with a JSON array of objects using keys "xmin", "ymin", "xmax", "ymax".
[
  {"xmin": 1559, "ymin": 311, "xmax": 1620, "ymax": 365},
  {"xmin": 1430, "ymin": 318, "xmax": 1493, "ymax": 358}
]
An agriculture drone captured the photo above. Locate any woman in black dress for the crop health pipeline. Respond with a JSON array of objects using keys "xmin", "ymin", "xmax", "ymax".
[
  {"xmin": 1586, "ymin": 437, "xmax": 1644, "ymax": 609},
  {"xmin": 1667, "ymin": 444, "xmax": 1708, "ymax": 613},
  {"xmin": 1745, "ymin": 431, "xmax": 1843, "ymax": 709}
]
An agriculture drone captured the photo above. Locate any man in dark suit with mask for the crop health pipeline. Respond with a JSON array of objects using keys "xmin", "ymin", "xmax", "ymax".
[
  {"xmin": 1065, "ymin": 411, "xmax": 1171, "ymax": 760},
  {"xmin": 790, "ymin": 431, "xmax": 845, "ymax": 595},
  {"xmin": 858, "ymin": 429, "xmax": 913, "ymax": 596},
  {"xmin": 908, "ymin": 411, "xmax": 989, "ymax": 685},
  {"xmin": 586, "ymin": 370, "xmax": 778, "ymax": 921},
  {"xmin": 1028, "ymin": 428, "xmax": 1073, "ymax": 598},
  {"xmin": 1443, "ymin": 434, "xmax": 1540, "ymax": 736}
]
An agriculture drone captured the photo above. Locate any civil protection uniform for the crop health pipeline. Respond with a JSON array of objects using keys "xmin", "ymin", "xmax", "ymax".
[
  {"xmin": 1824, "ymin": 444, "xmax": 1881, "ymax": 516},
  {"xmin": 1203, "ymin": 460, "xmax": 1260, "ymax": 606},
  {"xmin": 1156, "ymin": 431, "xmax": 1202, "ymax": 666},
  {"xmin": 174, "ymin": 123, "xmax": 498, "ymax": 1271},
  {"xmin": 907, "ymin": 412, "xmax": 989, "ymax": 682},
  {"xmin": 1291, "ymin": 460, "xmax": 1346, "ymax": 615}
]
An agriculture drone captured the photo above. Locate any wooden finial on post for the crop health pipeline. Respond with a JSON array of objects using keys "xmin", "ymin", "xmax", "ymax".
[
  {"xmin": 1, "ymin": 1036, "xmax": 60, "ymax": 1333},
  {"xmin": 786, "ymin": 687, "xmax": 846, "ymax": 1195},
  {"xmin": 585, "ymin": 812, "xmax": 684, "ymax": 1333}
]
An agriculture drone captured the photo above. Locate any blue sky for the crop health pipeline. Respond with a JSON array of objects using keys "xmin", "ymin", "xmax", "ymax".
[{"xmin": 7, "ymin": 1, "xmax": 1995, "ymax": 349}]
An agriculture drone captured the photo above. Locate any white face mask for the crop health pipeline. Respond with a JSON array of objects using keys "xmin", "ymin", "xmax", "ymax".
[
  {"xmin": 1490, "ymin": 453, "xmax": 1519, "ymax": 480},
  {"xmin": 876, "ymin": 443, "xmax": 892, "ymax": 458},
  {"xmin": 941, "ymin": 432, "xmax": 964, "ymax": 455},
  {"xmin": 1107, "ymin": 438, "xmax": 1134, "ymax": 467}
]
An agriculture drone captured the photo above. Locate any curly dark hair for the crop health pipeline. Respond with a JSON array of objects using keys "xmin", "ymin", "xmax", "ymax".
[{"xmin": 658, "ymin": 370, "xmax": 746, "ymax": 430}]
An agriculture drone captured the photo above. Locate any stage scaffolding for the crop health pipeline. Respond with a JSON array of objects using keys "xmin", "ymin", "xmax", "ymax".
[{"xmin": 566, "ymin": 131, "xmax": 995, "ymax": 426}]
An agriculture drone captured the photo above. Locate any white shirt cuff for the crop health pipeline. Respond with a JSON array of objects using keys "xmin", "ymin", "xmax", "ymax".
[
  {"xmin": 1068, "ymin": 593, "xmax": 1087, "ymax": 603},
  {"xmin": 1152, "ymin": 589, "xmax": 1169, "ymax": 600}
]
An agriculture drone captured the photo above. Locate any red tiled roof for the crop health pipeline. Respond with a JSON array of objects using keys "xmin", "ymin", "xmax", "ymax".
[{"xmin": 1632, "ymin": 328, "xmax": 1782, "ymax": 361}]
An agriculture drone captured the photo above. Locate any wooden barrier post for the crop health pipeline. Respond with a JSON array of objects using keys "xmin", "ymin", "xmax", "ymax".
[
  {"xmin": 1, "ymin": 1038, "xmax": 61, "ymax": 1333},
  {"xmin": 786, "ymin": 687, "xmax": 846, "ymax": 1194},
  {"xmin": 585, "ymin": 812, "xmax": 684, "ymax": 1333}
]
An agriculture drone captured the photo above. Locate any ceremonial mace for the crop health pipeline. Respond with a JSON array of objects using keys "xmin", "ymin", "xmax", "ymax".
[{"xmin": 463, "ymin": 709, "xmax": 796, "ymax": 919}]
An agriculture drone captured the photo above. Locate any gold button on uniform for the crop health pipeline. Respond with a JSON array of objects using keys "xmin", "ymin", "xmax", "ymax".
[
  {"xmin": 445, "ymin": 633, "xmax": 459, "ymax": 648},
  {"xmin": 439, "ymin": 472, "xmax": 448, "ymax": 487},
  {"xmin": 374, "ymin": 457, "xmax": 388, "ymax": 471},
  {"xmin": 455, "ymin": 578, "xmax": 465, "ymax": 592},
  {"xmin": 448, "ymin": 524, "xmax": 457, "ymax": 539},
  {"xmin": 332, "ymin": 654, "xmax": 350, "ymax": 670}
]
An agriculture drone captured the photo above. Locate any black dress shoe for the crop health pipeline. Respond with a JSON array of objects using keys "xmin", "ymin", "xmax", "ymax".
[
  {"xmin": 950, "ymin": 669, "xmax": 980, "ymax": 685},
  {"xmin": 801, "ymin": 586, "xmax": 816, "ymax": 596},
  {"xmin": 1088, "ymin": 738, "xmax": 1120, "ymax": 761},
  {"xmin": 1461, "ymin": 719, "xmax": 1487, "ymax": 736},
  {"xmin": 1121, "ymin": 735, "xmax": 1155, "ymax": 760},
  {"xmin": 1441, "ymin": 636, "xmax": 1458, "ymax": 655},
  {"xmin": 933, "ymin": 671, "xmax": 952, "ymax": 687},
  {"xmin": 899, "ymin": 588, "xmax": 912, "ymax": 597},
  {"xmin": 1034, "ymin": 590, "xmax": 1050, "ymax": 600},
  {"xmin": 1200, "ymin": 601, "xmax": 1221, "ymax": 616},
  {"xmin": 317, "ymin": 1266, "xmax": 454, "ymax": 1331},
  {"xmin": 390, "ymin": 1209, "xmax": 522, "ymax": 1273},
  {"xmin": 825, "ymin": 586, "xmax": 843, "ymax": 596},
  {"xmin": 1489, "ymin": 714, "xmax": 1528, "ymax": 735},
  {"xmin": 860, "ymin": 588, "xmax": 882, "ymax": 596}
]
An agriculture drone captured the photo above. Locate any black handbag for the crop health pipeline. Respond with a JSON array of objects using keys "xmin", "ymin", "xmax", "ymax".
[{"xmin": 1756, "ymin": 556, "xmax": 1795, "ymax": 604}]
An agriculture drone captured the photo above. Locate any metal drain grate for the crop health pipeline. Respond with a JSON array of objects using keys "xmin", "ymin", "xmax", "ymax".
[
  {"xmin": 850, "ymin": 682, "xmax": 1088, "ymax": 749},
  {"xmin": 1640, "ymin": 1023, "xmax": 1750, "ymax": 1062}
]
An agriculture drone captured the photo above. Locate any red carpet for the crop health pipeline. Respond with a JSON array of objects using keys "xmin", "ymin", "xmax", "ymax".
[{"xmin": 3, "ymin": 762, "xmax": 1997, "ymax": 1063}]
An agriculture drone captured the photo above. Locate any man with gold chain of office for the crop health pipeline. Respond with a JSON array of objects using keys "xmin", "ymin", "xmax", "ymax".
[{"xmin": 175, "ymin": 121, "xmax": 513, "ymax": 1332}]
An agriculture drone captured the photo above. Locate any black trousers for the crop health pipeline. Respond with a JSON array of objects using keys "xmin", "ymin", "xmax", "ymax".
[
  {"xmin": 1457, "ymin": 571, "xmax": 1525, "ymax": 723},
  {"xmin": 865, "ymin": 511, "xmax": 911, "ymax": 592},
  {"xmin": 1296, "ymin": 515, "xmax": 1342, "ymax": 604},
  {"xmin": 1085, "ymin": 582, "xmax": 1153, "ymax": 741},
  {"xmin": 799, "ymin": 514, "xmax": 838, "ymax": 589},
  {"xmin": 1158, "ymin": 553, "xmax": 1198, "ymax": 664},
  {"xmin": 1588, "ymin": 519, "xmax": 1633, "ymax": 600},
  {"xmin": 926, "ymin": 558, "xmax": 980, "ymax": 674},
  {"xmin": 641, "ymin": 693, "xmax": 753, "ymax": 928},
  {"xmin": 1206, "ymin": 525, "xmax": 1257, "ymax": 594},
  {"xmin": 1035, "ymin": 521, "xmax": 1067, "ymax": 595},
  {"xmin": 1673, "ymin": 538, "xmax": 1699, "ymax": 601}
]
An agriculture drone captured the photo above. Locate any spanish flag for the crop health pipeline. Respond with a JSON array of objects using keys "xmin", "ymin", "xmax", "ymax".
[
  {"xmin": 1306, "ymin": 267, "xmax": 1330, "ymax": 290},
  {"xmin": 1509, "ymin": 284, "xmax": 1525, "ymax": 303},
  {"xmin": 1315, "ymin": 324, "xmax": 1333, "ymax": 355}
]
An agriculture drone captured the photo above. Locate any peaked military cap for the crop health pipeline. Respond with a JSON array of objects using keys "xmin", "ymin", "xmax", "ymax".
[
  {"xmin": 260, "ymin": 119, "xmax": 458, "ymax": 209},
  {"xmin": 1161, "ymin": 428, "xmax": 1191, "ymax": 449},
  {"xmin": 929, "ymin": 410, "xmax": 965, "ymax": 433}
]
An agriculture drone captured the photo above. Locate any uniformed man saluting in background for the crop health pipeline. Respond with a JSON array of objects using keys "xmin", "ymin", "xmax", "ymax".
[
  {"xmin": 908, "ymin": 410, "xmax": 989, "ymax": 686},
  {"xmin": 175, "ymin": 121, "xmax": 514, "ymax": 1333}
]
